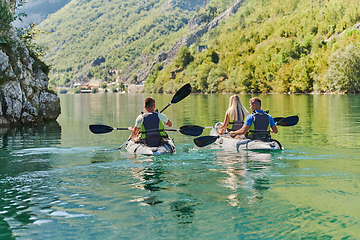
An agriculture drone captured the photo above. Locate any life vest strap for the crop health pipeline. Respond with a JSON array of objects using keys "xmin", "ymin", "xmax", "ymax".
[{"xmin": 140, "ymin": 129, "xmax": 165, "ymax": 134}]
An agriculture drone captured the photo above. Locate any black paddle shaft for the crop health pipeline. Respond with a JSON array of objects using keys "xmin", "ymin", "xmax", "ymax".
[
  {"xmin": 160, "ymin": 83, "xmax": 191, "ymax": 113},
  {"xmin": 89, "ymin": 124, "xmax": 201, "ymax": 136}
]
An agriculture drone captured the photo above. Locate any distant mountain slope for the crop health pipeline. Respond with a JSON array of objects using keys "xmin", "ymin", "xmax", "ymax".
[
  {"xmin": 37, "ymin": 0, "xmax": 360, "ymax": 94},
  {"xmin": 37, "ymin": 0, "xmax": 234, "ymax": 87},
  {"xmin": 14, "ymin": 0, "xmax": 71, "ymax": 27},
  {"xmin": 149, "ymin": 0, "xmax": 360, "ymax": 93}
]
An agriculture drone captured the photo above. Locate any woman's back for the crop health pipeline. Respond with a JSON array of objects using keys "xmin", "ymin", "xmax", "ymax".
[{"xmin": 219, "ymin": 95, "xmax": 249, "ymax": 133}]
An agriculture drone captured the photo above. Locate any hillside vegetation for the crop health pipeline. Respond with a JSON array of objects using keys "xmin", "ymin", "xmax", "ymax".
[
  {"xmin": 38, "ymin": 0, "xmax": 360, "ymax": 94},
  {"xmin": 37, "ymin": 0, "xmax": 234, "ymax": 88},
  {"xmin": 154, "ymin": 0, "xmax": 360, "ymax": 93}
]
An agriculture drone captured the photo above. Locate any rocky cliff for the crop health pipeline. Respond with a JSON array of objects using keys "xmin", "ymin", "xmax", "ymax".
[{"xmin": 0, "ymin": 0, "xmax": 61, "ymax": 126}]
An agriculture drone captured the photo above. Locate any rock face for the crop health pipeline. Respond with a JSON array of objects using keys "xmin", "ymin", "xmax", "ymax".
[{"xmin": 0, "ymin": 0, "xmax": 61, "ymax": 126}]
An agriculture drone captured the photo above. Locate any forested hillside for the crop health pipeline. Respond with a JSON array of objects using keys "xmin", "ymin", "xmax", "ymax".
[
  {"xmin": 37, "ymin": 0, "xmax": 234, "ymax": 88},
  {"xmin": 38, "ymin": 0, "xmax": 360, "ymax": 93},
  {"xmin": 154, "ymin": 0, "xmax": 360, "ymax": 93}
]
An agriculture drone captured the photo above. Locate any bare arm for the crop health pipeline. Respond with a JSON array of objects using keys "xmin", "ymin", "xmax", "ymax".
[
  {"xmin": 129, "ymin": 126, "xmax": 140, "ymax": 140},
  {"xmin": 165, "ymin": 120, "xmax": 172, "ymax": 127},
  {"xmin": 229, "ymin": 124, "xmax": 251, "ymax": 136},
  {"xmin": 270, "ymin": 125, "xmax": 278, "ymax": 134},
  {"xmin": 218, "ymin": 113, "xmax": 230, "ymax": 135}
]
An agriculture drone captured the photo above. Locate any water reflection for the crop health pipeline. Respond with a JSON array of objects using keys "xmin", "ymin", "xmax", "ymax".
[
  {"xmin": 90, "ymin": 151, "xmax": 120, "ymax": 164},
  {"xmin": 127, "ymin": 155, "xmax": 200, "ymax": 226},
  {"xmin": 130, "ymin": 158, "xmax": 165, "ymax": 206},
  {"xmin": 0, "ymin": 122, "xmax": 61, "ymax": 238},
  {"xmin": 169, "ymin": 199, "xmax": 197, "ymax": 226},
  {"xmin": 0, "ymin": 121, "xmax": 61, "ymax": 151},
  {"xmin": 216, "ymin": 150, "xmax": 273, "ymax": 207},
  {"xmin": 2, "ymin": 93, "xmax": 360, "ymax": 239}
]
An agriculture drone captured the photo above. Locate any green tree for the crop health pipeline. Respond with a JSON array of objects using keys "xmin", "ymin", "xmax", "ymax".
[
  {"xmin": 207, "ymin": 65, "xmax": 227, "ymax": 93},
  {"xmin": 111, "ymin": 86, "xmax": 118, "ymax": 92},
  {"xmin": 91, "ymin": 87, "xmax": 99, "ymax": 93},
  {"xmin": 0, "ymin": 1, "xmax": 12, "ymax": 43},
  {"xmin": 119, "ymin": 81, "xmax": 125, "ymax": 90},
  {"xmin": 174, "ymin": 46, "xmax": 194, "ymax": 69},
  {"xmin": 324, "ymin": 43, "xmax": 360, "ymax": 93},
  {"xmin": 131, "ymin": 74, "xmax": 138, "ymax": 84},
  {"xmin": 100, "ymin": 82, "xmax": 108, "ymax": 89},
  {"xmin": 1, "ymin": 0, "xmax": 27, "ymax": 43}
]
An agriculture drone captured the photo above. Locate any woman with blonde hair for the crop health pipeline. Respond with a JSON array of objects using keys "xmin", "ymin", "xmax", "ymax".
[{"xmin": 218, "ymin": 95, "xmax": 249, "ymax": 135}]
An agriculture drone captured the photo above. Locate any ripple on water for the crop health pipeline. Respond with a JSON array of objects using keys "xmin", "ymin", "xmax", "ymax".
[
  {"xmin": 49, "ymin": 210, "xmax": 92, "ymax": 218},
  {"xmin": 33, "ymin": 219, "xmax": 53, "ymax": 225},
  {"xmin": 1, "ymin": 136, "xmax": 359, "ymax": 239}
]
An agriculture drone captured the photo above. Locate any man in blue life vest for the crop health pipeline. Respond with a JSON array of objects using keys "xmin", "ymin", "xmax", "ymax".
[
  {"xmin": 228, "ymin": 97, "xmax": 278, "ymax": 140},
  {"xmin": 129, "ymin": 97, "xmax": 172, "ymax": 147}
]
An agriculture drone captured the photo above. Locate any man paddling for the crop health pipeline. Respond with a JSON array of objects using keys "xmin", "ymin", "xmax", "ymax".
[
  {"xmin": 228, "ymin": 97, "xmax": 278, "ymax": 140},
  {"xmin": 129, "ymin": 97, "xmax": 172, "ymax": 147}
]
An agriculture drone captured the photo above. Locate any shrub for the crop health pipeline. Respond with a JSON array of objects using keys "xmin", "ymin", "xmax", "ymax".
[
  {"xmin": 100, "ymin": 82, "xmax": 107, "ymax": 89},
  {"xmin": 17, "ymin": 23, "xmax": 48, "ymax": 58},
  {"xmin": 174, "ymin": 46, "xmax": 194, "ymax": 69},
  {"xmin": 324, "ymin": 43, "xmax": 360, "ymax": 93},
  {"xmin": 91, "ymin": 87, "xmax": 99, "ymax": 93},
  {"xmin": 0, "ymin": 1, "xmax": 12, "ymax": 43},
  {"xmin": 207, "ymin": 65, "xmax": 227, "ymax": 93},
  {"xmin": 59, "ymin": 89, "xmax": 68, "ymax": 94}
]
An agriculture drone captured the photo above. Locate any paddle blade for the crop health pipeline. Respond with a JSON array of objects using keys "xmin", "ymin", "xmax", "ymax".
[
  {"xmin": 193, "ymin": 135, "xmax": 219, "ymax": 147},
  {"xmin": 171, "ymin": 83, "xmax": 191, "ymax": 104},
  {"xmin": 273, "ymin": 117, "xmax": 284, "ymax": 123},
  {"xmin": 89, "ymin": 124, "xmax": 114, "ymax": 134},
  {"xmin": 179, "ymin": 125, "xmax": 204, "ymax": 136},
  {"xmin": 276, "ymin": 116, "xmax": 299, "ymax": 126}
]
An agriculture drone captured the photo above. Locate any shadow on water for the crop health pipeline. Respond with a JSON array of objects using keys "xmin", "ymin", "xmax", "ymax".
[{"xmin": 0, "ymin": 121, "xmax": 62, "ymax": 239}]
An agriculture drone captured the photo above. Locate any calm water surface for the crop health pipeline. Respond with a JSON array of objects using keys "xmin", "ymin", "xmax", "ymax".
[{"xmin": 0, "ymin": 93, "xmax": 359, "ymax": 239}]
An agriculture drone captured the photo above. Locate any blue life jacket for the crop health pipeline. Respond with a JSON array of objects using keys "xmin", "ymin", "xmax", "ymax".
[
  {"xmin": 246, "ymin": 111, "xmax": 271, "ymax": 141},
  {"xmin": 140, "ymin": 112, "xmax": 168, "ymax": 147}
]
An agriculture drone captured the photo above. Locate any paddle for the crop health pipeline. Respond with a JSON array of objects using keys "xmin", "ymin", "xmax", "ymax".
[
  {"xmin": 178, "ymin": 125, "xmax": 213, "ymax": 136},
  {"xmin": 89, "ymin": 124, "xmax": 202, "ymax": 136},
  {"xmin": 193, "ymin": 116, "xmax": 299, "ymax": 147},
  {"xmin": 275, "ymin": 115, "xmax": 299, "ymax": 126},
  {"xmin": 193, "ymin": 132, "xmax": 264, "ymax": 148},
  {"xmin": 118, "ymin": 83, "xmax": 191, "ymax": 150},
  {"xmin": 193, "ymin": 134, "xmax": 230, "ymax": 147},
  {"xmin": 159, "ymin": 83, "xmax": 192, "ymax": 113},
  {"xmin": 91, "ymin": 83, "xmax": 192, "ymax": 150},
  {"xmin": 89, "ymin": 125, "xmax": 129, "ymax": 134},
  {"xmin": 273, "ymin": 117, "xmax": 283, "ymax": 123}
]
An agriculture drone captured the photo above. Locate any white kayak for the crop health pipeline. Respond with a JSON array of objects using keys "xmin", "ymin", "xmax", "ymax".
[
  {"xmin": 125, "ymin": 138, "xmax": 176, "ymax": 155},
  {"xmin": 210, "ymin": 122, "xmax": 283, "ymax": 151}
]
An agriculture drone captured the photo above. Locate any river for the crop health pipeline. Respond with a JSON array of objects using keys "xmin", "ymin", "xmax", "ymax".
[{"xmin": 1, "ymin": 93, "xmax": 359, "ymax": 239}]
